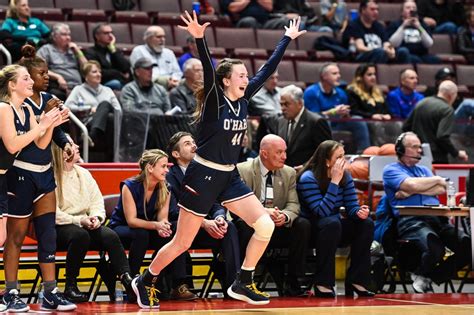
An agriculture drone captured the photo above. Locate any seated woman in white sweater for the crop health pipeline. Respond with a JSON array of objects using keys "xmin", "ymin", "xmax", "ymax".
[
  {"xmin": 52, "ymin": 140, "xmax": 133, "ymax": 303},
  {"xmin": 65, "ymin": 60, "xmax": 122, "ymax": 160}
]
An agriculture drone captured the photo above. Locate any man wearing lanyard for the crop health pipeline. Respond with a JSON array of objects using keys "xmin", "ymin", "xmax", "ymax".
[{"xmin": 235, "ymin": 134, "xmax": 311, "ymax": 297}]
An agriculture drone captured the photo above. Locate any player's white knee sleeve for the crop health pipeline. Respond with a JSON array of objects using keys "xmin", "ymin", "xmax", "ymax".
[{"xmin": 251, "ymin": 214, "xmax": 275, "ymax": 241}]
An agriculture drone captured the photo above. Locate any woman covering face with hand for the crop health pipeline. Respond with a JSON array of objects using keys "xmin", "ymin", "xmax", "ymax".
[{"xmin": 297, "ymin": 140, "xmax": 375, "ymax": 298}]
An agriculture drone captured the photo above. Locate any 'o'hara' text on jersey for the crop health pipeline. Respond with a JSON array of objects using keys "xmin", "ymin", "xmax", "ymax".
[{"xmin": 194, "ymin": 35, "xmax": 290, "ymax": 165}]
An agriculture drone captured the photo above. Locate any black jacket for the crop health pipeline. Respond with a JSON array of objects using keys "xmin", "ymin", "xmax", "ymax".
[{"xmin": 84, "ymin": 44, "xmax": 131, "ymax": 85}]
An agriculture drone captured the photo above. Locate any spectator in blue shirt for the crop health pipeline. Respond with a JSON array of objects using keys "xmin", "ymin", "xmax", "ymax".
[
  {"xmin": 383, "ymin": 131, "xmax": 471, "ymax": 293},
  {"xmin": 1, "ymin": 0, "xmax": 50, "ymax": 62},
  {"xmin": 387, "ymin": 69, "xmax": 424, "ymax": 119},
  {"xmin": 304, "ymin": 63, "xmax": 370, "ymax": 153},
  {"xmin": 297, "ymin": 140, "xmax": 374, "ymax": 298}
]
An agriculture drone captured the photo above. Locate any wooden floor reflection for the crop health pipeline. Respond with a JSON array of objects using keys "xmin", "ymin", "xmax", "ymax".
[{"xmin": 22, "ymin": 293, "xmax": 474, "ymax": 314}]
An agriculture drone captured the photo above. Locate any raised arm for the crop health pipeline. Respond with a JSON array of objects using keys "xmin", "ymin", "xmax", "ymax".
[
  {"xmin": 246, "ymin": 17, "xmax": 306, "ymax": 98},
  {"xmin": 179, "ymin": 11, "xmax": 217, "ymax": 118}
]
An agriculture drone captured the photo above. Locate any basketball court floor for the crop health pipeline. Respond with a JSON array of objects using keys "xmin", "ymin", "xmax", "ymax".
[{"xmin": 20, "ymin": 291, "xmax": 474, "ymax": 314}]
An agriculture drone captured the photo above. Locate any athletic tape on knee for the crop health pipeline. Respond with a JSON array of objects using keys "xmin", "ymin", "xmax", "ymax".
[
  {"xmin": 251, "ymin": 214, "xmax": 274, "ymax": 241},
  {"xmin": 33, "ymin": 212, "xmax": 57, "ymax": 263}
]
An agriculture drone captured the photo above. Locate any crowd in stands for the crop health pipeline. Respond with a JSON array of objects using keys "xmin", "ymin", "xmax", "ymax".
[
  {"xmin": 0, "ymin": 0, "xmax": 473, "ymax": 312},
  {"xmin": 0, "ymin": 0, "xmax": 472, "ymax": 162}
]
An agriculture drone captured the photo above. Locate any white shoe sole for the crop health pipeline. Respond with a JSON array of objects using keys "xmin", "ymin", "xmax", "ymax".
[
  {"xmin": 226, "ymin": 286, "xmax": 270, "ymax": 305},
  {"xmin": 40, "ymin": 304, "xmax": 77, "ymax": 312},
  {"xmin": 131, "ymin": 277, "xmax": 160, "ymax": 309},
  {"xmin": 6, "ymin": 305, "xmax": 30, "ymax": 312}
]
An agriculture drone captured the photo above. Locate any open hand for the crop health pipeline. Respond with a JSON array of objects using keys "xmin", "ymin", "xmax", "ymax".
[
  {"xmin": 178, "ymin": 10, "xmax": 210, "ymax": 38},
  {"xmin": 284, "ymin": 16, "xmax": 307, "ymax": 40}
]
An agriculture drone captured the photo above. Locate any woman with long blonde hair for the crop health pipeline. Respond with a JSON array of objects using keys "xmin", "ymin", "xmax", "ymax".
[
  {"xmin": 52, "ymin": 140, "xmax": 133, "ymax": 303},
  {"xmin": 0, "ymin": 63, "xmax": 67, "ymax": 312},
  {"xmin": 347, "ymin": 63, "xmax": 391, "ymax": 121},
  {"xmin": 108, "ymin": 149, "xmax": 196, "ymax": 301}
]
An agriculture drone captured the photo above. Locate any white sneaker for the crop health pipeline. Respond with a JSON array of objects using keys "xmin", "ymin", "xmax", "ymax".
[
  {"xmin": 411, "ymin": 274, "xmax": 434, "ymax": 293},
  {"xmin": 0, "ymin": 303, "xmax": 6, "ymax": 312}
]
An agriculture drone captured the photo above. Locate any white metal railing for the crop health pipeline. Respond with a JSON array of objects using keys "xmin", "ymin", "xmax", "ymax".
[{"xmin": 68, "ymin": 111, "xmax": 89, "ymax": 162}]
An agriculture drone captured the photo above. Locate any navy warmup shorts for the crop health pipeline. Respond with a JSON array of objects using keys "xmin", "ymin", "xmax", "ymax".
[{"xmin": 178, "ymin": 160, "xmax": 253, "ymax": 216}]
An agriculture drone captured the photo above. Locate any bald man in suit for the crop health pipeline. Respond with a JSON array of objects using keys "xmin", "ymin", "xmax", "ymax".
[
  {"xmin": 256, "ymin": 85, "xmax": 332, "ymax": 168},
  {"xmin": 235, "ymin": 134, "xmax": 311, "ymax": 296}
]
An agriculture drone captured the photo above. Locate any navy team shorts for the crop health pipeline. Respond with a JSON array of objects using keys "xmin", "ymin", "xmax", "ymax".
[
  {"xmin": 7, "ymin": 166, "xmax": 56, "ymax": 218},
  {"xmin": 178, "ymin": 160, "xmax": 253, "ymax": 216},
  {"xmin": 0, "ymin": 175, "xmax": 7, "ymax": 217}
]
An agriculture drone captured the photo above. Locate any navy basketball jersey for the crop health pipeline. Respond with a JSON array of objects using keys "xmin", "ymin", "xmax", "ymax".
[
  {"xmin": 25, "ymin": 91, "xmax": 54, "ymax": 117},
  {"xmin": 12, "ymin": 103, "xmax": 51, "ymax": 165},
  {"xmin": 109, "ymin": 179, "xmax": 159, "ymax": 228},
  {"xmin": 0, "ymin": 138, "xmax": 15, "ymax": 172},
  {"xmin": 195, "ymin": 35, "xmax": 290, "ymax": 165},
  {"xmin": 19, "ymin": 92, "xmax": 68, "ymax": 164}
]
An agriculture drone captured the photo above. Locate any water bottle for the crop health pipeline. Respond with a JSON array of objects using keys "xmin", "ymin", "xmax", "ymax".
[
  {"xmin": 77, "ymin": 96, "xmax": 84, "ymax": 108},
  {"xmin": 349, "ymin": 38, "xmax": 357, "ymax": 54},
  {"xmin": 37, "ymin": 284, "xmax": 44, "ymax": 304},
  {"xmin": 115, "ymin": 280, "xmax": 124, "ymax": 302},
  {"xmin": 192, "ymin": 1, "xmax": 201, "ymax": 15},
  {"xmin": 447, "ymin": 181, "xmax": 456, "ymax": 207}
]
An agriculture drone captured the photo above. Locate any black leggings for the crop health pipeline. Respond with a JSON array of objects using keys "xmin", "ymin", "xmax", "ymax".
[
  {"xmin": 111, "ymin": 225, "xmax": 186, "ymax": 281},
  {"xmin": 56, "ymin": 224, "xmax": 130, "ymax": 280}
]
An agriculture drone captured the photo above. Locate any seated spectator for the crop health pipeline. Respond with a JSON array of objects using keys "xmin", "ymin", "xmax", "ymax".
[
  {"xmin": 347, "ymin": 63, "xmax": 391, "ymax": 120},
  {"xmin": 166, "ymin": 132, "xmax": 239, "ymax": 296},
  {"xmin": 383, "ymin": 131, "xmax": 471, "ymax": 292},
  {"xmin": 236, "ymin": 134, "xmax": 311, "ymax": 297},
  {"xmin": 84, "ymin": 23, "xmax": 131, "ymax": 91},
  {"xmin": 197, "ymin": 0, "xmax": 216, "ymax": 14},
  {"xmin": 178, "ymin": 36, "xmax": 216, "ymax": 70},
  {"xmin": 403, "ymin": 80, "xmax": 468, "ymax": 163},
  {"xmin": 221, "ymin": 0, "xmax": 287, "ymax": 29},
  {"xmin": 457, "ymin": 8, "xmax": 474, "ymax": 64},
  {"xmin": 342, "ymin": 0, "xmax": 410, "ymax": 64},
  {"xmin": 387, "ymin": 69, "xmax": 424, "ymax": 119},
  {"xmin": 130, "ymin": 26, "xmax": 182, "ymax": 90},
  {"xmin": 169, "ymin": 58, "xmax": 202, "ymax": 115},
  {"xmin": 52, "ymin": 141, "xmax": 133, "ymax": 303},
  {"xmin": 120, "ymin": 57, "xmax": 171, "ymax": 114},
  {"xmin": 304, "ymin": 63, "xmax": 370, "ymax": 153},
  {"xmin": 417, "ymin": 0, "xmax": 464, "ymax": 35},
  {"xmin": 249, "ymin": 70, "xmax": 281, "ymax": 116},
  {"xmin": 320, "ymin": 0, "xmax": 349, "ymax": 34},
  {"xmin": 108, "ymin": 149, "xmax": 197, "ymax": 300},
  {"xmin": 65, "ymin": 61, "xmax": 122, "ymax": 160},
  {"xmin": 1, "ymin": 0, "xmax": 50, "ymax": 62},
  {"xmin": 387, "ymin": 0, "xmax": 440, "ymax": 64},
  {"xmin": 297, "ymin": 140, "xmax": 375, "ymax": 298},
  {"xmin": 273, "ymin": 0, "xmax": 327, "ymax": 32},
  {"xmin": 238, "ymin": 133, "xmax": 258, "ymax": 162},
  {"xmin": 257, "ymin": 85, "xmax": 332, "ymax": 168},
  {"xmin": 37, "ymin": 23, "xmax": 88, "ymax": 100}
]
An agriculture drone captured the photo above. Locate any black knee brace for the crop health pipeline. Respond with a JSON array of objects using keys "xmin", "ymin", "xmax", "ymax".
[{"xmin": 33, "ymin": 212, "xmax": 57, "ymax": 263}]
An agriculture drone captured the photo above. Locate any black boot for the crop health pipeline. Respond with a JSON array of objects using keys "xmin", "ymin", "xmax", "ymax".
[
  {"xmin": 65, "ymin": 279, "xmax": 89, "ymax": 303},
  {"xmin": 120, "ymin": 272, "xmax": 136, "ymax": 303}
]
